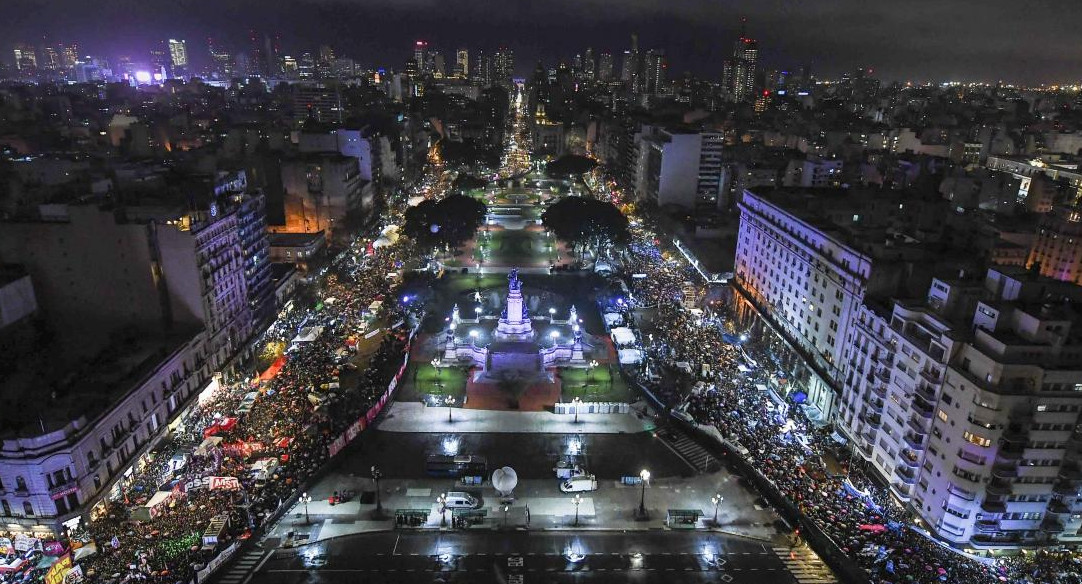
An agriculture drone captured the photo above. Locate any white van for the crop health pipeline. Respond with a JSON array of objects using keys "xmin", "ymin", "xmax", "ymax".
[
  {"xmin": 443, "ymin": 492, "xmax": 480, "ymax": 509},
  {"xmin": 560, "ymin": 475, "xmax": 598, "ymax": 493}
]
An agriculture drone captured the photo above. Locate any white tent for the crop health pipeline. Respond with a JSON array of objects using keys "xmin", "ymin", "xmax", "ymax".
[
  {"xmin": 603, "ymin": 313, "xmax": 623, "ymax": 327},
  {"xmin": 610, "ymin": 327, "xmax": 636, "ymax": 346},
  {"xmin": 195, "ymin": 436, "xmax": 223, "ymax": 456},
  {"xmin": 618, "ymin": 349, "xmax": 643, "ymax": 364}
]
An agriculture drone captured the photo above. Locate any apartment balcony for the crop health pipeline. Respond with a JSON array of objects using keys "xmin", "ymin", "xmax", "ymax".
[
  {"xmin": 895, "ymin": 465, "xmax": 918, "ymax": 484},
  {"xmin": 1054, "ymin": 481, "xmax": 1081, "ymax": 496},
  {"xmin": 1001, "ymin": 427, "xmax": 1029, "ymax": 443},
  {"xmin": 920, "ymin": 368, "xmax": 942, "ymax": 385},
  {"xmin": 1059, "ymin": 467, "xmax": 1082, "ymax": 481},
  {"xmin": 904, "ymin": 432, "xmax": 927, "ymax": 451},
  {"xmin": 980, "ymin": 498, "xmax": 1007, "ymax": 514},
  {"xmin": 1041, "ymin": 515, "xmax": 1066, "ymax": 533},
  {"xmin": 991, "ymin": 464, "xmax": 1019, "ymax": 480},
  {"xmin": 986, "ymin": 480, "xmax": 1013, "ymax": 496},
  {"xmin": 900, "ymin": 449, "xmax": 921, "ymax": 468},
  {"xmin": 996, "ymin": 447, "xmax": 1025, "ymax": 462},
  {"xmin": 912, "ymin": 397, "xmax": 935, "ymax": 419},
  {"xmin": 974, "ymin": 519, "xmax": 1000, "ymax": 533},
  {"xmin": 915, "ymin": 383, "xmax": 938, "ymax": 403},
  {"xmin": 1048, "ymin": 499, "xmax": 1072, "ymax": 515},
  {"xmin": 868, "ymin": 382, "xmax": 888, "ymax": 400},
  {"xmin": 875, "ymin": 368, "xmax": 892, "ymax": 383},
  {"xmin": 863, "ymin": 412, "xmax": 883, "ymax": 429},
  {"xmin": 864, "ymin": 397, "xmax": 885, "ymax": 413},
  {"xmin": 48, "ymin": 478, "xmax": 78, "ymax": 499},
  {"xmin": 907, "ymin": 416, "xmax": 931, "ymax": 436}
]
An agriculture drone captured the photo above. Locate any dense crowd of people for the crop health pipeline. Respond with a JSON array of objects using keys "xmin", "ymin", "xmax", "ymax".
[
  {"xmin": 617, "ymin": 214, "xmax": 1082, "ymax": 584},
  {"xmin": 0, "ymin": 239, "xmax": 415, "ymax": 584}
]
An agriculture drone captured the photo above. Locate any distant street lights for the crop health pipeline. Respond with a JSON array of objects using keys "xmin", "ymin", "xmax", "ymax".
[
  {"xmin": 300, "ymin": 492, "xmax": 312, "ymax": 525},
  {"xmin": 712, "ymin": 494, "xmax": 724, "ymax": 525},
  {"xmin": 638, "ymin": 469, "xmax": 650, "ymax": 516}
]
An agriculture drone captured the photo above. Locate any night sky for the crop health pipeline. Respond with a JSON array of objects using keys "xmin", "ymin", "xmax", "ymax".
[{"xmin": 3, "ymin": 0, "xmax": 1081, "ymax": 84}]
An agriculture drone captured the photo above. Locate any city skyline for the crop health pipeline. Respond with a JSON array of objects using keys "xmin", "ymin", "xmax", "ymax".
[{"xmin": 2, "ymin": 0, "xmax": 1081, "ymax": 84}]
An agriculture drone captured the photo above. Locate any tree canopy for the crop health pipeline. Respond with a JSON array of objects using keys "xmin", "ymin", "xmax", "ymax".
[
  {"xmin": 453, "ymin": 174, "xmax": 489, "ymax": 192},
  {"xmin": 541, "ymin": 197, "xmax": 630, "ymax": 252},
  {"xmin": 403, "ymin": 195, "xmax": 488, "ymax": 251},
  {"xmin": 545, "ymin": 154, "xmax": 597, "ymax": 178}
]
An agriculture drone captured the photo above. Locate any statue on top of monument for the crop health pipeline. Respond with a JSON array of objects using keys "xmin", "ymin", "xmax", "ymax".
[{"xmin": 508, "ymin": 268, "xmax": 521, "ymax": 291}]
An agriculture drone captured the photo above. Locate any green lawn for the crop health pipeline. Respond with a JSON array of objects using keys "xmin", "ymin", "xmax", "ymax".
[
  {"xmin": 480, "ymin": 230, "xmax": 554, "ymax": 264},
  {"xmin": 558, "ymin": 366, "xmax": 631, "ymax": 403},
  {"xmin": 399, "ymin": 363, "xmax": 469, "ymax": 402}
]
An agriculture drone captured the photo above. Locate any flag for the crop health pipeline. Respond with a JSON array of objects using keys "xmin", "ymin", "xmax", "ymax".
[{"xmin": 110, "ymin": 536, "xmax": 119, "ymax": 549}]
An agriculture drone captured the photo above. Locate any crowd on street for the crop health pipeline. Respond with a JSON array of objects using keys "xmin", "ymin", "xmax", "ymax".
[
  {"xmin": 4, "ymin": 238, "xmax": 415, "ymax": 584},
  {"xmin": 616, "ymin": 209, "xmax": 1082, "ymax": 584}
]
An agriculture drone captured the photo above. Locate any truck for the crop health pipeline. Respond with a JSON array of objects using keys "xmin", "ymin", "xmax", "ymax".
[{"xmin": 559, "ymin": 475, "xmax": 598, "ymax": 493}]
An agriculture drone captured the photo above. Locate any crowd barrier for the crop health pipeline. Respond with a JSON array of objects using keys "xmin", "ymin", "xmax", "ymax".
[{"xmin": 553, "ymin": 402, "xmax": 629, "ymax": 414}]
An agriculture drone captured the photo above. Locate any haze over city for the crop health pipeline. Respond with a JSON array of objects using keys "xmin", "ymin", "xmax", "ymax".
[{"xmin": 2, "ymin": 1, "xmax": 1082, "ymax": 584}]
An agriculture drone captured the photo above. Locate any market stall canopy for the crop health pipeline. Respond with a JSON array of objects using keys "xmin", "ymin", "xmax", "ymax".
[
  {"xmin": 610, "ymin": 327, "xmax": 636, "ymax": 346},
  {"xmin": 618, "ymin": 349, "xmax": 643, "ymax": 364}
]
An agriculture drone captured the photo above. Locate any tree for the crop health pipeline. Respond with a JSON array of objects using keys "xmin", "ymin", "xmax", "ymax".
[
  {"xmin": 541, "ymin": 197, "xmax": 630, "ymax": 257},
  {"xmin": 545, "ymin": 154, "xmax": 597, "ymax": 178},
  {"xmin": 402, "ymin": 195, "xmax": 487, "ymax": 252},
  {"xmin": 453, "ymin": 174, "xmax": 489, "ymax": 192}
]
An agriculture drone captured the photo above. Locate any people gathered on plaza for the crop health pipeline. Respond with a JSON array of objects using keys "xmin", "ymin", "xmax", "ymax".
[
  {"xmin": 0, "ymin": 240, "xmax": 416, "ymax": 584},
  {"xmin": 616, "ymin": 220, "xmax": 1082, "ymax": 584}
]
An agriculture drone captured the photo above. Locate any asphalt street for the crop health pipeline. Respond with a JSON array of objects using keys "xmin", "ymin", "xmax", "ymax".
[
  {"xmin": 252, "ymin": 531, "xmax": 835, "ymax": 584},
  {"xmin": 328, "ymin": 429, "xmax": 694, "ymax": 480}
]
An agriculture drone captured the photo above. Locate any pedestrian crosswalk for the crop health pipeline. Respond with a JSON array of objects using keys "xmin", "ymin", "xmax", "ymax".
[
  {"xmin": 214, "ymin": 549, "xmax": 266, "ymax": 584},
  {"xmin": 660, "ymin": 428, "xmax": 719, "ymax": 472},
  {"xmin": 772, "ymin": 546, "xmax": 838, "ymax": 584}
]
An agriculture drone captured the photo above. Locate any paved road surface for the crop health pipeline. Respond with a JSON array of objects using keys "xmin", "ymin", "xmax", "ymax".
[{"xmin": 236, "ymin": 531, "xmax": 837, "ymax": 584}]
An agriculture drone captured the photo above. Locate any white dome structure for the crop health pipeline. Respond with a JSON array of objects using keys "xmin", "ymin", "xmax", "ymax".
[{"xmin": 491, "ymin": 466, "xmax": 519, "ymax": 496}]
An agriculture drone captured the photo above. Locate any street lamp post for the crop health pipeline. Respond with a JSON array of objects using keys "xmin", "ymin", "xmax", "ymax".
[
  {"xmin": 372, "ymin": 466, "xmax": 384, "ymax": 517},
  {"xmin": 573, "ymin": 494, "xmax": 582, "ymax": 526},
  {"xmin": 447, "ymin": 396, "xmax": 456, "ymax": 423},
  {"xmin": 711, "ymin": 494, "xmax": 724, "ymax": 525},
  {"xmin": 503, "ymin": 505, "xmax": 509, "ymax": 527},
  {"xmin": 548, "ymin": 307, "xmax": 556, "ymax": 323},
  {"xmin": 572, "ymin": 396, "xmax": 582, "ymax": 423},
  {"xmin": 437, "ymin": 493, "xmax": 447, "ymax": 527},
  {"xmin": 300, "ymin": 492, "xmax": 312, "ymax": 525},
  {"xmin": 638, "ymin": 469, "xmax": 650, "ymax": 517},
  {"xmin": 550, "ymin": 330, "xmax": 560, "ymax": 347}
]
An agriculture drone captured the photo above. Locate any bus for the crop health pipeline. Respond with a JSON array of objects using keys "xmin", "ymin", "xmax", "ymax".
[{"xmin": 425, "ymin": 455, "xmax": 487, "ymax": 478}]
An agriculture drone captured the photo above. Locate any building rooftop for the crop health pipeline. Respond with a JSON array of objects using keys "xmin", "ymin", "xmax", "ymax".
[
  {"xmin": 0, "ymin": 325, "xmax": 201, "ymax": 439},
  {"xmin": 0, "ymin": 264, "xmax": 29, "ymax": 287},
  {"xmin": 268, "ymin": 231, "xmax": 326, "ymax": 247}
]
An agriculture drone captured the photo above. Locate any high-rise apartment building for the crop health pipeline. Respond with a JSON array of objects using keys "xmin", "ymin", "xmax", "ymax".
[
  {"xmin": 168, "ymin": 39, "xmax": 188, "ymax": 73},
  {"xmin": 493, "ymin": 48, "xmax": 515, "ymax": 91},
  {"xmin": 13, "ymin": 44, "xmax": 37, "ymax": 71},
  {"xmin": 598, "ymin": 53, "xmax": 614, "ymax": 82},
  {"xmin": 455, "ymin": 48, "xmax": 469, "ymax": 79},
  {"xmin": 730, "ymin": 34, "xmax": 758, "ymax": 102},
  {"xmin": 0, "ymin": 188, "xmax": 266, "ymax": 535},
  {"xmin": 840, "ymin": 266, "xmax": 1082, "ymax": 548},
  {"xmin": 1027, "ymin": 206, "xmax": 1082, "ymax": 286},
  {"xmin": 644, "ymin": 49, "xmax": 666, "ymax": 95},
  {"xmin": 413, "ymin": 40, "xmax": 428, "ymax": 76},
  {"xmin": 632, "ymin": 127, "xmax": 725, "ymax": 209}
]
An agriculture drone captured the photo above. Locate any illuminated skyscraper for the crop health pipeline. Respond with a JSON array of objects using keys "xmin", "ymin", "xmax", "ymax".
[
  {"xmin": 207, "ymin": 38, "xmax": 234, "ymax": 78},
  {"xmin": 168, "ymin": 39, "xmax": 188, "ymax": 73},
  {"xmin": 644, "ymin": 49, "xmax": 665, "ymax": 94},
  {"xmin": 728, "ymin": 22, "xmax": 759, "ymax": 102},
  {"xmin": 13, "ymin": 43, "xmax": 37, "ymax": 71},
  {"xmin": 455, "ymin": 48, "xmax": 469, "ymax": 79},
  {"xmin": 598, "ymin": 52, "xmax": 614, "ymax": 82},
  {"xmin": 493, "ymin": 47, "xmax": 514, "ymax": 91},
  {"xmin": 413, "ymin": 40, "xmax": 428, "ymax": 75}
]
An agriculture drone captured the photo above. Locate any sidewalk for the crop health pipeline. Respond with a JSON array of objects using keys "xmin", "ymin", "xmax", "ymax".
[
  {"xmin": 376, "ymin": 402, "xmax": 652, "ymax": 434},
  {"xmin": 261, "ymin": 472, "xmax": 785, "ymax": 547}
]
